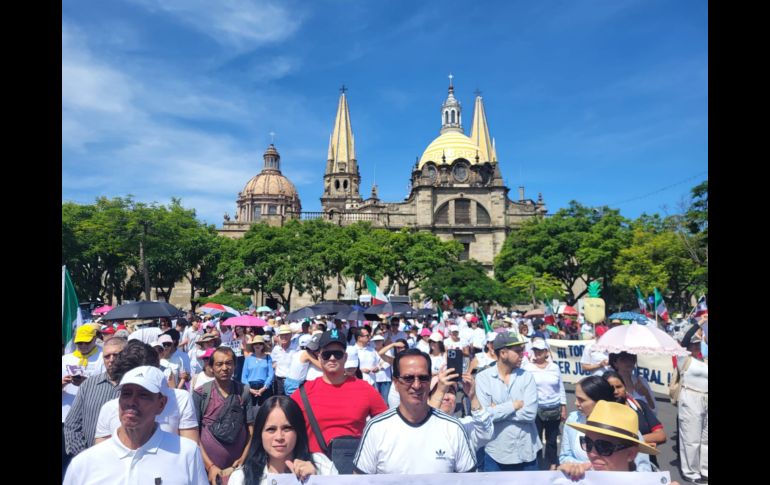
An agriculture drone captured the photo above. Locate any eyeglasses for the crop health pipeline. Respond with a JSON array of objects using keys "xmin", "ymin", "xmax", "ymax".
[
  {"xmin": 396, "ymin": 374, "xmax": 431, "ymax": 385},
  {"xmin": 359, "ymin": 333, "xmax": 370, "ymax": 338},
  {"xmin": 321, "ymin": 350, "xmax": 345, "ymax": 360},
  {"xmin": 162, "ymin": 342, "xmax": 173, "ymax": 347},
  {"xmin": 579, "ymin": 436, "xmax": 634, "ymax": 456}
]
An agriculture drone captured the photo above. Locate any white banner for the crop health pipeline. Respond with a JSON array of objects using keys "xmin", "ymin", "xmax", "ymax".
[
  {"xmin": 546, "ymin": 339, "xmax": 675, "ymax": 395},
  {"xmin": 267, "ymin": 471, "xmax": 672, "ymax": 485}
]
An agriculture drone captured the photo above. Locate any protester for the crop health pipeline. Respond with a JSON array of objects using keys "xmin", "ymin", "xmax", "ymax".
[
  {"xmin": 370, "ymin": 335, "xmax": 392, "ymax": 401},
  {"xmin": 603, "ymin": 370, "xmax": 666, "ymax": 467},
  {"xmin": 62, "ymin": 324, "xmax": 105, "ymax": 474},
  {"xmin": 290, "ymin": 329, "xmax": 388, "ymax": 465},
  {"xmin": 677, "ymin": 320, "xmax": 708, "ymax": 484},
  {"xmin": 194, "ymin": 347, "xmax": 256, "ymax": 485},
  {"xmin": 475, "ymin": 333, "xmax": 541, "ymax": 471},
  {"xmin": 353, "ymin": 349, "xmax": 477, "ymax": 474},
  {"xmin": 164, "ymin": 328, "xmax": 192, "ymax": 390},
  {"xmin": 353, "ymin": 325, "xmax": 383, "ymax": 387},
  {"xmin": 428, "ymin": 332, "xmax": 446, "ymax": 375},
  {"xmin": 190, "ymin": 347, "xmax": 216, "ymax": 390},
  {"xmin": 229, "ymin": 396, "xmax": 337, "ymax": 485},
  {"xmin": 558, "ymin": 401, "xmax": 678, "ymax": 482},
  {"xmin": 64, "ymin": 337, "xmax": 127, "ymax": 457},
  {"xmin": 609, "ymin": 351, "xmax": 656, "ymax": 410},
  {"xmin": 522, "ymin": 339, "xmax": 567, "ymax": 470},
  {"xmin": 241, "ymin": 335, "xmax": 274, "ymax": 407},
  {"xmin": 416, "ymin": 327, "xmax": 432, "ymax": 353},
  {"xmin": 467, "ymin": 332, "xmax": 497, "ymax": 375},
  {"xmin": 271, "ymin": 325, "xmax": 295, "ymax": 396},
  {"xmin": 63, "ymin": 366, "xmax": 207, "ymax": 485},
  {"xmin": 559, "ymin": 375, "xmax": 653, "ymax": 474}
]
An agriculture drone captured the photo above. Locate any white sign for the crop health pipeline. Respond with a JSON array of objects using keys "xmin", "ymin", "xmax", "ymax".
[
  {"xmin": 267, "ymin": 471, "xmax": 672, "ymax": 485},
  {"xmin": 546, "ymin": 339, "xmax": 675, "ymax": 395}
]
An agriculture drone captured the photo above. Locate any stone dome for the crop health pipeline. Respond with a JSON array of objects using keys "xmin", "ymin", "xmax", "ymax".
[{"xmin": 241, "ymin": 172, "xmax": 299, "ymax": 198}]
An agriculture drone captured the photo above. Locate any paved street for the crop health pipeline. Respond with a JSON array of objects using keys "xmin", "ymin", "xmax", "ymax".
[{"xmin": 562, "ymin": 383, "xmax": 685, "ymax": 483}]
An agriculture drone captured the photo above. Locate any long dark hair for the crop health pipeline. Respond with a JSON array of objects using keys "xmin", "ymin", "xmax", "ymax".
[
  {"xmin": 578, "ymin": 375, "xmax": 615, "ymax": 403},
  {"xmin": 601, "ymin": 370, "xmax": 627, "ymax": 404},
  {"xmin": 243, "ymin": 396, "xmax": 315, "ymax": 484}
]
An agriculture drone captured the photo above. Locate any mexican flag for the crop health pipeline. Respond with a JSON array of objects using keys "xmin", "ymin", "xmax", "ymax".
[
  {"xmin": 478, "ymin": 307, "xmax": 493, "ymax": 333},
  {"xmin": 653, "ymin": 288, "xmax": 669, "ymax": 322},
  {"xmin": 635, "ymin": 286, "xmax": 649, "ymax": 316},
  {"xmin": 543, "ymin": 300, "xmax": 555, "ymax": 324},
  {"xmin": 62, "ymin": 266, "xmax": 83, "ymax": 346},
  {"xmin": 695, "ymin": 295, "xmax": 708, "ymax": 317},
  {"xmin": 364, "ymin": 275, "xmax": 389, "ymax": 305}
]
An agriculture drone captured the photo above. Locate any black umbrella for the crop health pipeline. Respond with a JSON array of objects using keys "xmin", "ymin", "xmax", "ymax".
[
  {"xmin": 311, "ymin": 301, "xmax": 352, "ymax": 315},
  {"xmin": 365, "ymin": 302, "xmax": 416, "ymax": 315},
  {"xmin": 335, "ymin": 309, "xmax": 380, "ymax": 321},
  {"xmin": 102, "ymin": 301, "xmax": 182, "ymax": 321},
  {"xmin": 286, "ymin": 305, "xmax": 318, "ymax": 321}
]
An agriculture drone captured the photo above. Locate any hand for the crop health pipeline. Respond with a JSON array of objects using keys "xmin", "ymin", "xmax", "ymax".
[
  {"xmin": 181, "ymin": 371, "xmax": 191, "ymax": 381},
  {"xmin": 207, "ymin": 465, "xmax": 221, "ymax": 484},
  {"xmin": 461, "ymin": 373, "xmax": 475, "ymax": 399},
  {"xmin": 286, "ymin": 458, "xmax": 317, "ymax": 482},
  {"xmin": 71, "ymin": 375, "xmax": 86, "ymax": 387},
  {"xmin": 512, "ymin": 399, "xmax": 524, "ymax": 410},
  {"xmin": 561, "ymin": 405, "xmax": 568, "ymax": 422},
  {"xmin": 232, "ymin": 458, "xmax": 244, "ymax": 468},
  {"xmin": 600, "ymin": 359, "xmax": 608, "ymax": 367},
  {"xmin": 62, "ymin": 375, "xmax": 74, "ymax": 388},
  {"xmin": 249, "ymin": 388, "xmax": 260, "ymax": 396},
  {"xmin": 391, "ymin": 341, "xmax": 406, "ymax": 350},
  {"xmin": 436, "ymin": 367, "xmax": 459, "ymax": 393},
  {"xmin": 558, "ymin": 462, "xmax": 592, "ymax": 481}
]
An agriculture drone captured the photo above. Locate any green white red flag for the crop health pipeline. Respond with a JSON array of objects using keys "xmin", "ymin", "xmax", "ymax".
[{"xmin": 365, "ymin": 275, "xmax": 389, "ymax": 305}]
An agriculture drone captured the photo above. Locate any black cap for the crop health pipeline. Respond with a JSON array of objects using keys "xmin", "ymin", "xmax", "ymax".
[
  {"xmin": 318, "ymin": 329, "xmax": 347, "ymax": 349},
  {"xmin": 493, "ymin": 332, "xmax": 528, "ymax": 351}
]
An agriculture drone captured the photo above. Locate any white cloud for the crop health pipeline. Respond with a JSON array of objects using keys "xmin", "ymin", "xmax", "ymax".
[{"xmin": 128, "ymin": 0, "xmax": 303, "ymax": 50}]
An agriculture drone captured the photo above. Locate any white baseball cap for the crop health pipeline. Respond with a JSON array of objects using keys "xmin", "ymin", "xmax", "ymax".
[
  {"xmin": 429, "ymin": 332, "xmax": 443, "ymax": 342},
  {"xmin": 532, "ymin": 339, "xmax": 549, "ymax": 350},
  {"xmin": 370, "ymin": 335, "xmax": 385, "ymax": 342},
  {"xmin": 119, "ymin": 366, "xmax": 165, "ymax": 394},
  {"xmin": 298, "ymin": 334, "xmax": 312, "ymax": 348},
  {"xmin": 486, "ymin": 332, "xmax": 497, "ymax": 342},
  {"xmin": 449, "ymin": 325, "xmax": 460, "ymax": 333}
]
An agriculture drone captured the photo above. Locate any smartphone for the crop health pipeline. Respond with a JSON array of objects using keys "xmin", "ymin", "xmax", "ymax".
[{"xmin": 446, "ymin": 349, "xmax": 463, "ymax": 382}]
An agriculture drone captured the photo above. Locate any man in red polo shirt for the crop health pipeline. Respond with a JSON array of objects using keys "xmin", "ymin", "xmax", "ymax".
[{"xmin": 291, "ymin": 329, "xmax": 387, "ymax": 455}]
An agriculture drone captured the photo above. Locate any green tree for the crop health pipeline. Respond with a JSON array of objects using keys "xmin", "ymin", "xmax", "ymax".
[
  {"xmin": 384, "ymin": 229, "xmax": 463, "ymax": 295},
  {"xmin": 502, "ymin": 266, "xmax": 564, "ymax": 306},
  {"xmin": 421, "ymin": 260, "xmax": 511, "ymax": 308}
]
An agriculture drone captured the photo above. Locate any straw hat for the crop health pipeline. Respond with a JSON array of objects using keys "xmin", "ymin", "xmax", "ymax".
[{"xmin": 567, "ymin": 401, "xmax": 659, "ymax": 455}]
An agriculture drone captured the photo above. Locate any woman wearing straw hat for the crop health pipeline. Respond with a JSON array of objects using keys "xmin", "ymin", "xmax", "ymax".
[{"xmin": 559, "ymin": 401, "xmax": 680, "ymax": 483}]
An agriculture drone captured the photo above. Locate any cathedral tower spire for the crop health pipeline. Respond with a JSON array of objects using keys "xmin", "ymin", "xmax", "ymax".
[
  {"xmin": 470, "ymin": 92, "xmax": 497, "ymax": 162},
  {"xmin": 321, "ymin": 86, "xmax": 362, "ymax": 210},
  {"xmin": 440, "ymin": 73, "xmax": 463, "ymax": 134}
]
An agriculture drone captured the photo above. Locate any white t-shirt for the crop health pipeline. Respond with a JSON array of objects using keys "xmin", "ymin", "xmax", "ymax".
[
  {"xmin": 580, "ymin": 343, "xmax": 609, "ymax": 376},
  {"xmin": 95, "ymin": 387, "xmax": 198, "ymax": 439},
  {"xmin": 63, "ymin": 426, "xmax": 206, "ymax": 485},
  {"xmin": 61, "ymin": 350, "xmax": 105, "ymax": 423},
  {"xmin": 357, "ymin": 345, "xmax": 382, "ymax": 386},
  {"xmin": 416, "ymin": 339, "xmax": 431, "ymax": 354},
  {"xmin": 228, "ymin": 452, "xmax": 338, "ymax": 485},
  {"xmin": 522, "ymin": 361, "xmax": 567, "ymax": 408},
  {"xmin": 305, "ymin": 362, "xmax": 323, "ymax": 382},
  {"xmin": 271, "ymin": 345, "xmax": 295, "ymax": 378},
  {"xmin": 471, "ymin": 327, "xmax": 487, "ymax": 349},
  {"xmin": 429, "ymin": 354, "xmax": 446, "ymax": 375},
  {"xmin": 354, "ymin": 408, "xmax": 477, "ymax": 474},
  {"xmin": 286, "ymin": 351, "xmax": 311, "ymax": 381},
  {"xmin": 170, "ymin": 349, "xmax": 191, "ymax": 374},
  {"xmin": 345, "ymin": 344, "xmax": 360, "ymax": 369},
  {"xmin": 443, "ymin": 337, "xmax": 465, "ymax": 351},
  {"xmin": 160, "ymin": 358, "xmax": 180, "ymax": 383}
]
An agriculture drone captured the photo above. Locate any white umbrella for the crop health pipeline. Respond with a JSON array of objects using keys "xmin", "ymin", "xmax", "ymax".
[{"xmin": 592, "ymin": 322, "xmax": 690, "ymax": 357}]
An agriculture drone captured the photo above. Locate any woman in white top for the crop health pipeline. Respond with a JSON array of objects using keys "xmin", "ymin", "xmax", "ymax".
[
  {"xmin": 522, "ymin": 339, "xmax": 567, "ymax": 470},
  {"xmin": 189, "ymin": 347, "xmax": 216, "ymax": 391},
  {"xmin": 284, "ymin": 334, "xmax": 322, "ymax": 396},
  {"xmin": 416, "ymin": 328, "xmax": 432, "ymax": 354},
  {"xmin": 370, "ymin": 335, "xmax": 392, "ymax": 402},
  {"xmin": 467, "ymin": 332, "xmax": 497, "ymax": 375},
  {"xmin": 229, "ymin": 396, "xmax": 337, "ymax": 485},
  {"xmin": 428, "ymin": 332, "xmax": 446, "ymax": 376},
  {"xmin": 677, "ymin": 322, "xmax": 708, "ymax": 483}
]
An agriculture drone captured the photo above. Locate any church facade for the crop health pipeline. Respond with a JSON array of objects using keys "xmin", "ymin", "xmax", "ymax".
[{"xmin": 316, "ymin": 79, "xmax": 546, "ymax": 270}]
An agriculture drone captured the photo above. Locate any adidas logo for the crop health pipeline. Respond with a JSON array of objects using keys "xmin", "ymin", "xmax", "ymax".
[{"xmin": 435, "ymin": 449, "xmax": 447, "ymax": 460}]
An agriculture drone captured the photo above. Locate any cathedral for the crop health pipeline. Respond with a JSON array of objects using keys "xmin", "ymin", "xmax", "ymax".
[{"xmin": 220, "ymin": 77, "xmax": 547, "ymax": 273}]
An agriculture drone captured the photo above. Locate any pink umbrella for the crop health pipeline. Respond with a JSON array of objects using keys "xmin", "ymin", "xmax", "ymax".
[
  {"xmin": 92, "ymin": 305, "xmax": 114, "ymax": 315},
  {"xmin": 220, "ymin": 315, "xmax": 266, "ymax": 327},
  {"xmin": 198, "ymin": 303, "xmax": 241, "ymax": 317},
  {"xmin": 592, "ymin": 322, "xmax": 689, "ymax": 356}
]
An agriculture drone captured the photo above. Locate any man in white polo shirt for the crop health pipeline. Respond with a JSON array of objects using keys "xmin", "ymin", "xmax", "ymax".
[
  {"xmin": 63, "ymin": 366, "xmax": 207, "ymax": 485},
  {"xmin": 353, "ymin": 348, "xmax": 476, "ymax": 474},
  {"xmin": 271, "ymin": 324, "xmax": 295, "ymax": 395}
]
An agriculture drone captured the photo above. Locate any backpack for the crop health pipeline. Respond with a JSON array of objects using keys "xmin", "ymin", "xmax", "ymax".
[
  {"xmin": 668, "ymin": 356, "xmax": 692, "ymax": 405},
  {"xmin": 194, "ymin": 380, "xmax": 253, "ymax": 444}
]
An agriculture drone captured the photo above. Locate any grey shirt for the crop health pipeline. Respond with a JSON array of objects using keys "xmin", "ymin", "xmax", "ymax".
[{"xmin": 474, "ymin": 364, "xmax": 542, "ymax": 464}]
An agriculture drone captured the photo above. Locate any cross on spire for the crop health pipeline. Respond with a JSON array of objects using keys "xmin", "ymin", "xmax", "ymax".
[
  {"xmin": 448, "ymin": 73, "xmax": 454, "ymax": 87},
  {"xmin": 474, "ymin": 88, "xmax": 482, "ymax": 97},
  {"xmin": 340, "ymin": 84, "xmax": 348, "ymax": 94},
  {"xmin": 269, "ymin": 131, "xmax": 276, "ymax": 143}
]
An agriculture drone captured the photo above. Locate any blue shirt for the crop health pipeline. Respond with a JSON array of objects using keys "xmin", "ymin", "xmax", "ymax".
[
  {"xmin": 559, "ymin": 410, "xmax": 653, "ymax": 471},
  {"xmin": 474, "ymin": 364, "xmax": 542, "ymax": 464},
  {"xmin": 240, "ymin": 354, "xmax": 274, "ymax": 388}
]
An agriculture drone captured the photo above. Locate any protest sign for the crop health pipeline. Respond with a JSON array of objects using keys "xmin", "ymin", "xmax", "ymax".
[
  {"xmin": 546, "ymin": 339, "xmax": 675, "ymax": 395},
  {"xmin": 268, "ymin": 471, "xmax": 672, "ymax": 485}
]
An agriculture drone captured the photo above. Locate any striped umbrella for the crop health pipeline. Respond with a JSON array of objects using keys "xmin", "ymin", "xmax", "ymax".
[{"xmin": 198, "ymin": 303, "xmax": 241, "ymax": 317}]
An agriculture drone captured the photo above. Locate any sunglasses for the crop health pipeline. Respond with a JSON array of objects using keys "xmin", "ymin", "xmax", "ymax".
[
  {"xmin": 321, "ymin": 350, "xmax": 345, "ymax": 360},
  {"xmin": 162, "ymin": 342, "xmax": 173, "ymax": 347},
  {"xmin": 396, "ymin": 374, "xmax": 431, "ymax": 385},
  {"xmin": 579, "ymin": 436, "xmax": 634, "ymax": 456}
]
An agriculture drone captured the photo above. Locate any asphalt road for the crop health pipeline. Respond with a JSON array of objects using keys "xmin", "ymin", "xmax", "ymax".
[{"xmin": 562, "ymin": 383, "xmax": 685, "ymax": 483}]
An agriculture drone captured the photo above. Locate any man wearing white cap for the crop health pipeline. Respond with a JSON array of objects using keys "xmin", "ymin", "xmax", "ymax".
[
  {"xmin": 271, "ymin": 324, "xmax": 296, "ymax": 395},
  {"xmin": 64, "ymin": 366, "xmax": 207, "ymax": 485},
  {"xmin": 444, "ymin": 324, "xmax": 469, "ymax": 357}
]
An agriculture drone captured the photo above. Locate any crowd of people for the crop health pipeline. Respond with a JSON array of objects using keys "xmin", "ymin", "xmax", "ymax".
[{"xmin": 61, "ymin": 307, "xmax": 707, "ymax": 484}]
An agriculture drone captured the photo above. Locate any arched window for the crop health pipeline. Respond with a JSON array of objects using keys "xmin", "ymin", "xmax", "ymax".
[
  {"xmin": 444, "ymin": 111, "xmax": 449, "ymax": 124},
  {"xmin": 335, "ymin": 180, "xmax": 340, "ymax": 190},
  {"xmin": 451, "ymin": 110, "xmax": 456, "ymax": 123},
  {"xmin": 476, "ymin": 204, "xmax": 491, "ymax": 225},
  {"xmin": 253, "ymin": 206, "xmax": 261, "ymax": 219},
  {"xmin": 455, "ymin": 199, "xmax": 471, "ymax": 224},
  {"xmin": 343, "ymin": 180, "xmax": 348, "ymax": 189},
  {"xmin": 435, "ymin": 203, "xmax": 449, "ymax": 225}
]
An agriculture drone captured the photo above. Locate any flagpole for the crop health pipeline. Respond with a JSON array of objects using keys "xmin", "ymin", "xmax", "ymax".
[{"xmin": 685, "ymin": 294, "xmax": 703, "ymax": 320}]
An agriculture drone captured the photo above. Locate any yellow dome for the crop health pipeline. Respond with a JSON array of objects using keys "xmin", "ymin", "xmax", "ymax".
[
  {"xmin": 241, "ymin": 172, "xmax": 299, "ymax": 199},
  {"xmin": 418, "ymin": 131, "xmax": 481, "ymax": 168}
]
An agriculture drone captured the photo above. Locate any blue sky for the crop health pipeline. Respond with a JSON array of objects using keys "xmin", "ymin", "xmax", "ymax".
[{"xmin": 62, "ymin": 0, "xmax": 708, "ymax": 225}]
